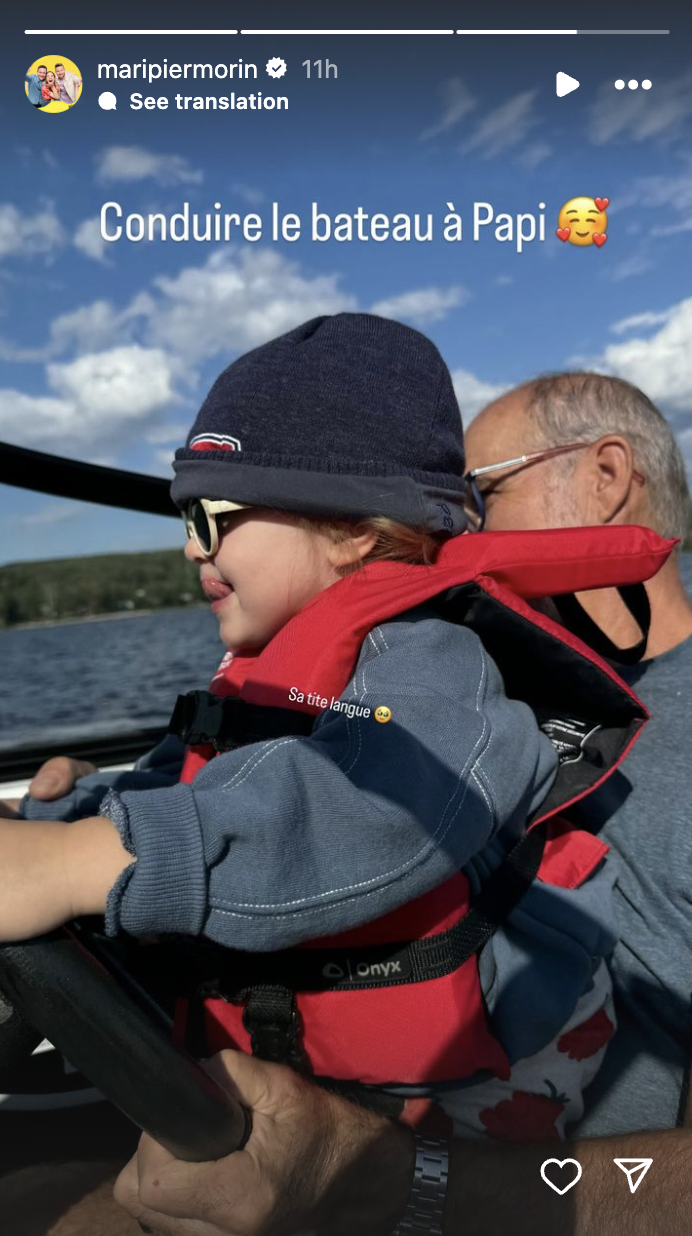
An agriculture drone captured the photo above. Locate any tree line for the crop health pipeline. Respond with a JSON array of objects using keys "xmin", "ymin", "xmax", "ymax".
[
  {"xmin": 1, "ymin": 538, "xmax": 690, "ymax": 629},
  {"xmin": 0, "ymin": 549, "xmax": 200, "ymax": 627}
]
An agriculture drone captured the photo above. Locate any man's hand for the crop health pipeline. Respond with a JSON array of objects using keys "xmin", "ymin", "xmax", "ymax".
[
  {"xmin": 28, "ymin": 756, "xmax": 98, "ymax": 801},
  {"xmin": 113, "ymin": 1047, "xmax": 692, "ymax": 1236},
  {"xmin": 0, "ymin": 800, "xmax": 21, "ymax": 818},
  {"xmin": 114, "ymin": 1050, "xmax": 414, "ymax": 1236}
]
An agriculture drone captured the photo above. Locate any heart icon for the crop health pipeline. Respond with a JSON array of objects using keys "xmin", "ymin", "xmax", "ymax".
[
  {"xmin": 593, "ymin": 233, "xmax": 607, "ymax": 247},
  {"xmin": 594, "ymin": 197, "xmax": 610, "ymax": 212},
  {"xmin": 540, "ymin": 1158, "xmax": 583, "ymax": 1195},
  {"xmin": 556, "ymin": 227, "xmax": 571, "ymax": 242}
]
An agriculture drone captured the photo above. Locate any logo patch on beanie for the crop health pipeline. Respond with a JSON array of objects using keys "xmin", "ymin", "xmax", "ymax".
[{"xmin": 190, "ymin": 433, "xmax": 242, "ymax": 452}]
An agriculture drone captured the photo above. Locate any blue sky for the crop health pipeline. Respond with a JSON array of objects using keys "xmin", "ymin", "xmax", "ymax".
[{"xmin": 1, "ymin": 28, "xmax": 691, "ymax": 563}]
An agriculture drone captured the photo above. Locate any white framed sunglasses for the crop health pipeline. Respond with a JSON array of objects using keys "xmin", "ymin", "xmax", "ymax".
[{"xmin": 182, "ymin": 497, "xmax": 250, "ymax": 557}]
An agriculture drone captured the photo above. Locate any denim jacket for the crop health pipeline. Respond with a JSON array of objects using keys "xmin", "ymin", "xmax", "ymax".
[{"xmin": 22, "ymin": 606, "xmax": 617, "ymax": 1065}]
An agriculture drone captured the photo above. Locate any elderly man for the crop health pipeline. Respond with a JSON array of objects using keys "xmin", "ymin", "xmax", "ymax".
[
  {"xmin": 111, "ymin": 371, "xmax": 692, "ymax": 1236},
  {"xmin": 462, "ymin": 372, "xmax": 692, "ymax": 1137}
]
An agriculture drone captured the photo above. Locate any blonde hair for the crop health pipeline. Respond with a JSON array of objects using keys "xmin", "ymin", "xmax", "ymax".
[{"xmin": 296, "ymin": 514, "xmax": 447, "ymax": 572}]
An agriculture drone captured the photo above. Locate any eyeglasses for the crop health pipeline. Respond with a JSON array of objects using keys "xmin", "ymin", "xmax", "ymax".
[
  {"xmin": 182, "ymin": 497, "xmax": 249, "ymax": 557},
  {"xmin": 463, "ymin": 441, "xmax": 646, "ymax": 532}
]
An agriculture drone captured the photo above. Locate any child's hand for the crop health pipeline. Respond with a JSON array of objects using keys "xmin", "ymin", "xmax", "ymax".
[
  {"xmin": 28, "ymin": 756, "xmax": 98, "ymax": 801},
  {"xmin": 0, "ymin": 818, "xmax": 75, "ymax": 939},
  {"xmin": 0, "ymin": 816, "xmax": 134, "ymax": 941}
]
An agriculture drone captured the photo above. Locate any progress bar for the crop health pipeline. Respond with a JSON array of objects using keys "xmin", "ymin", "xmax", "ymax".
[
  {"xmin": 456, "ymin": 28, "xmax": 670, "ymax": 34},
  {"xmin": 25, "ymin": 29, "xmax": 241, "ymax": 34},
  {"xmin": 25, "ymin": 27, "xmax": 671, "ymax": 35}
]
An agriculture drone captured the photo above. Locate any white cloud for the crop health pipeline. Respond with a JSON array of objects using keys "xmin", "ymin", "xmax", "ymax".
[
  {"xmin": 145, "ymin": 422, "xmax": 192, "ymax": 444},
  {"xmin": 609, "ymin": 253, "xmax": 654, "ymax": 282},
  {"xmin": 232, "ymin": 183, "xmax": 265, "ymax": 205},
  {"xmin": 421, "ymin": 76, "xmax": 476, "ymax": 141},
  {"xmin": 589, "ymin": 69, "xmax": 692, "ymax": 146},
  {"xmin": 517, "ymin": 142, "xmax": 552, "ymax": 170},
  {"xmin": 0, "ymin": 203, "xmax": 65, "ymax": 261},
  {"xmin": 452, "ymin": 369, "xmax": 509, "ymax": 421},
  {"xmin": 370, "ymin": 286, "xmax": 467, "ymax": 326},
  {"xmin": 47, "ymin": 346, "xmax": 176, "ymax": 419},
  {"xmin": 48, "ymin": 294, "xmax": 154, "ymax": 356},
  {"xmin": 152, "ymin": 447, "xmax": 177, "ymax": 472},
  {"xmin": 0, "ymin": 338, "xmax": 49, "ymax": 362},
  {"xmin": 17, "ymin": 251, "xmax": 355, "ymax": 369},
  {"xmin": 0, "ymin": 250, "xmax": 359, "ymax": 461},
  {"xmin": 37, "ymin": 251, "xmax": 352, "ymax": 367},
  {"xmin": 73, "ymin": 216, "xmax": 110, "ymax": 264},
  {"xmin": 580, "ymin": 299, "xmax": 692, "ymax": 473},
  {"xmin": 13, "ymin": 501, "xmax": 83, "ymax": 528},
  {"xmin": 463, "ymin": 91, "xmax": 539, "ymax": 159},
  {"xmin": 148, "ymin": 249, "xmax": 356, "ymax": 363},
  {"xmin": 610, "ymin": 309, "xmax": 674, "ymax": 335},
  {"xmin": 0, "ymin": 346, "xmax": 177, "ymax": 453},
  {"xmin": 0, "ymin": 391, "xmax": 74, "ymax": 447},
  {"xmin": 596, "ymin": 297, "xmax": 692, "ymax": 412},
  {"xmin": 96, "ymin": 145, "xmax": 203, "ymax": 185},
  {"xmin": 14, "ymin": 147, "xmax": 58, "ymax": 171}
]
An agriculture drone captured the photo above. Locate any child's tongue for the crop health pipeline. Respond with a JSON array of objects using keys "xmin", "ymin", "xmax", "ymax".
[{"xmin": 203, "ymin": 578, "xmax": 233, "ymax": 601}]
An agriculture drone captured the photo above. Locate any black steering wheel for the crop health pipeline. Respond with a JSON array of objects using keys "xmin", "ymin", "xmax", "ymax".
[{"xmin": 0, "ymin": 923, "xmax": 250, "ymax": 1161}]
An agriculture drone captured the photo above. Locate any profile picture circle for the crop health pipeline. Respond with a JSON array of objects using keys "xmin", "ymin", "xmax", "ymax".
[{"xmin": 25, "ymin": 56, "xmax": 83, "ymax": 113}]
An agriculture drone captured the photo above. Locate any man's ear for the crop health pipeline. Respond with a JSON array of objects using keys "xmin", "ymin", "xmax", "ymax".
[
  {"xmin": 326, "ymin": 528, "xmax": 379, "ymax": 570},
  {"xmin": 583, "ymin": 435, "xmax": 638, "ymax": 525}
]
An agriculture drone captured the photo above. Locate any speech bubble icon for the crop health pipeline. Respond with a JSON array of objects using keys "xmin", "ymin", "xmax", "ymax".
[{"xmin": 99, "ymin": 91, "xmax": 117, "ymax": 110}]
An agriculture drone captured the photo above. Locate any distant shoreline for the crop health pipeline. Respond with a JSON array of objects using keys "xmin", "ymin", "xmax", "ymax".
[{"xmin": 3, "ymin": 603, "xmax": 207, "ymax": 633}]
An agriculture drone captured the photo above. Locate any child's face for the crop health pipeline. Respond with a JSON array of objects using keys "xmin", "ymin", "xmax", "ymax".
[{"xmin": 184, "ymin": 509, "xmax": 343, "ymax": 653}]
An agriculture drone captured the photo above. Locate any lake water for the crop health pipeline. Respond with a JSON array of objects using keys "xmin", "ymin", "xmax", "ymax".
[
  {"xmin": 1, "ymin": 556, "xmax": 691, "ymax": 754},
  {"xmin": 0, "ymin": 606, "xmax": 222, "ymax": 752}
]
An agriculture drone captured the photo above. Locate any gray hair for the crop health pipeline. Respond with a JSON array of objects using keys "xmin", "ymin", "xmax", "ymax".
[{"xmin": 518, "ymin": 372, "xmax": 692, "ymax": 542}]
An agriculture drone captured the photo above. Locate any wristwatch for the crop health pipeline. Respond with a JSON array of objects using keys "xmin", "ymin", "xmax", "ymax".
[{"xmin": 393, "ymin": 1133, "xmax": 450, "ymax": 1234}]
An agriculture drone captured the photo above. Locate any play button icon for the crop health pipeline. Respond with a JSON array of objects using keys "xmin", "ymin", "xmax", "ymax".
[{"xmin": 556, "ymin": 72, "xmax": 580, "ymax": 97}]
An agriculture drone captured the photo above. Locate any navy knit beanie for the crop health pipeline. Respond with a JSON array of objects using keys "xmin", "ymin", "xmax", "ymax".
[{"xmin": 171, "ymin": 313, "xmax": 467, "ymax": 535}]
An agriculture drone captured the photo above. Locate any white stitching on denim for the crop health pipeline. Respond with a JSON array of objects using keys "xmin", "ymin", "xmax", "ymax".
[
  {"xmin": 426, "ymin": 641, "xmax": 490, "ymax": 846},
  {"xmin": 212, "ymin": 638, "xmax": 496, "ymax": 911},
  {"xmin": 470, "ymin": 767, "xmax": 493, "ymax": 818},
  {"xmin": 212, "ymin": 879, "xmax": 423, "ymax": 919},
  {"xmin": 219, "ymin": 737, "xmax": 298, "ymax": 790},
  {"xmin": 340, "ymin": 636, "xmax": 374, "ymax": 776}
]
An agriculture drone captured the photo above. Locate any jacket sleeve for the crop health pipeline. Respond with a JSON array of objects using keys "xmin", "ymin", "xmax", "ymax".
[
  {"xmin": 20, "ymin": 734, "xmax": 186, "ymax": 823},
  {"xmin": 103, "ymin": 611, "xmax": 557, "ymax": 948}
]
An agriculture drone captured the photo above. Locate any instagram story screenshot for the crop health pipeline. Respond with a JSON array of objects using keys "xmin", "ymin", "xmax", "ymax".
[{"xmin": 0, "ymin": 3, "xmax": 690, "ymax": 1233}]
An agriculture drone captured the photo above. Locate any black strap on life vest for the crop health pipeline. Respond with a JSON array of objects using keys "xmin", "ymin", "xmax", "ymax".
[
  {"xmin": 242, "ymin": 985, "xmax": 306, "ymax": 1068},
  {"xmin": 168, "ymin": 689, "xmax": 315, "ymax": 749},
  {"xmin": 170, "ymin": 825, "xmax": 548, "ymax": 1067},
  {"xmin": 551, "ymin": 583, "xmax": 651, "ymax": 666}
]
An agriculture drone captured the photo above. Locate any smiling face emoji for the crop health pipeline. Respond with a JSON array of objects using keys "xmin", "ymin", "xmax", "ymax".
[
  {"xmin": 557, "ymin": 197, "xmax": 608, "ymax": 247},
  {"xmin": 374, "ymin": 705, "xmax": 392, "ymax": 724}
]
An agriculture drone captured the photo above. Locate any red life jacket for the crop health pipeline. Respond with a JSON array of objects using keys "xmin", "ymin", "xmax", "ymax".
[{"xmin": 173, "ymin": 525, "xmax": 670, "ymax": 1090}]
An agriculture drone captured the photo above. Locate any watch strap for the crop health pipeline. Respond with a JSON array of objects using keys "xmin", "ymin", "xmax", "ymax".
[{"xmin": 393, "ymin": 1133, "xmax": 449, "ymax": 1234}]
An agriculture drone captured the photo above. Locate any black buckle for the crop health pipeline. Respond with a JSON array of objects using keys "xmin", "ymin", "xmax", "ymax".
[
  {"xmin": 168, "ymin": 690, "xmax": 235, "ymax": 746},
  {"xmin": 242, "ymin": 985, "xmax": 306, "ymax": 1068}
]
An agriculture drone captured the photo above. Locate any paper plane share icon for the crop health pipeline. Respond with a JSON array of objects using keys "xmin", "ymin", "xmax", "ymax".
[{"xmin": 613, "ymin": 1159, "xmax": 653, "ymax": 1194}]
